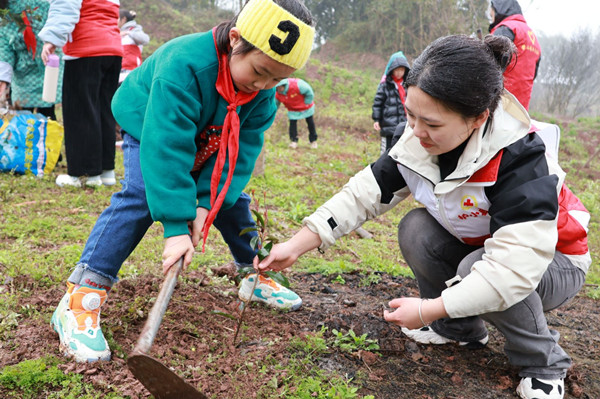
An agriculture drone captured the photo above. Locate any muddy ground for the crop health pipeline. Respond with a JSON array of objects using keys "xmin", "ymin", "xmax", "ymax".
[{"xmin": 1, "ymin": 268, "xmax": 599, "ymax": 399}]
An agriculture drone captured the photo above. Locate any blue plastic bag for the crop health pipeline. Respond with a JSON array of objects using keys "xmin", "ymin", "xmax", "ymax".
[{"xmin": 0, "ymin": 111, "xmax": 64, "ymax": 176}]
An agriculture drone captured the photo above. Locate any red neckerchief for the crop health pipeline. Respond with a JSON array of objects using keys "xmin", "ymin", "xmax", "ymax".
[
  {"xmin": 201, "ymin": 29, "xmax": 258, "ymax": 251},
  {"xmin": 21, "ymin": 11, "xmax": 36, "ymax": 59},
  {"xmin": 393, "ymin": 76, "xmax": 407, "ymax": 114}
]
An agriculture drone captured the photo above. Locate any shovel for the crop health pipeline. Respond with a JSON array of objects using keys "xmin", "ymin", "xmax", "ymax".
[{"xmin": 127, "ymin": 257, "xmax": 207, "ymax": 399}]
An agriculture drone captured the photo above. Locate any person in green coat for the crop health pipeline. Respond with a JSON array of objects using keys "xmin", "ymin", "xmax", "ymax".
[
  {"xmin": 50, "ymin": 0, "xmax": 315, "ymax": 363},
  {"xmin": 0, "ymin": 0, "xmax": 63, "ymax": 119}
]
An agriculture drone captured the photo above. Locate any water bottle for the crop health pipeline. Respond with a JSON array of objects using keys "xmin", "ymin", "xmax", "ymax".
[{"xmin": 42, "ymin": 54, "xmax": 60, "ymax": 103}]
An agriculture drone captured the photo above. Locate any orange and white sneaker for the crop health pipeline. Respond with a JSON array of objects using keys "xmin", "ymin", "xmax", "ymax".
[
  {"xmin": 51, "ymin": 283, "xmax": 111, "ymax": 362},
  {"xmin": 238, "ymin": 274, "xmax": 302, "ymax": 311}
]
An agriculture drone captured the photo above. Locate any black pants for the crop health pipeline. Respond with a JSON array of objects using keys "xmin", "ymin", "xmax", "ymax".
[
  {"xmin": 289, "ymin": 115, "xmax": 317, "ymax": 143},
  {"xmin": 62, "ymin": 56, "xmax": 121, "ymax": 176}
]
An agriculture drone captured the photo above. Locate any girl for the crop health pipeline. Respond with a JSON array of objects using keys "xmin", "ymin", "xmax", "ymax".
[
  {"xmin": 117, "ymin": 9, "xmax": 149, "ymax": 84},
  {"xmin": 275, "ymin": 77, "xmax": 318, "ymax": 149},
  {"xmin": 256, "ymin": 35, "xmax": 589, "ymax": 399},
  {"xmin": 51, "ymin": 0, "xmax": 314, "ymax": 363}
]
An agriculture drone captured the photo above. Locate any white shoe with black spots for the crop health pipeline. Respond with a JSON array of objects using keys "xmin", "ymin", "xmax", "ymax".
[{"xmin": 516, "ymin": 377, "xmax": 564, "ymax": 399}]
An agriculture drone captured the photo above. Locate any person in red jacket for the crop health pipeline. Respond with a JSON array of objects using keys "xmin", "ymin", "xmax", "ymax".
[
  {"xmin": 39, "ymin": 0, "xmax": 123, "ymax": 188},
  {"xmin": 275, "ymin": 77, "xmax": 318, "ymax": 149},
  {"xmin": 488, "ymin": 0, "xmax": 541, "ymax": 110}
]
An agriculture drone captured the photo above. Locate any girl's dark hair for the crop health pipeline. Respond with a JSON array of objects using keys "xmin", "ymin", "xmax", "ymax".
[
  {"xmin": 119, "ymin": 10, "xmax": 136, "ymax": 22},
  {"xmin": 215, "ymin": 0, "xmax": 315, "ymax": 56},
  {"xmin": 405, "ymin": 34, "xmax": 516, "ymax": 118},
  {"xmin": 0, "ymin": 0, "xmax": 8, "ymax": 10}
]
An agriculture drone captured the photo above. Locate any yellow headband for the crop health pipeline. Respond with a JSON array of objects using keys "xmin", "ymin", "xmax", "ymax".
[{"xmin": 236, "ymin": 0, "xmax": 315, "ymax": 70}]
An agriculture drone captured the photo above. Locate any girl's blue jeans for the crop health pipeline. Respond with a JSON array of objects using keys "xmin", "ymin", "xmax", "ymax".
[{"xmin": 68, "ymin": 133, "xmax": 257, "ymax": 288}]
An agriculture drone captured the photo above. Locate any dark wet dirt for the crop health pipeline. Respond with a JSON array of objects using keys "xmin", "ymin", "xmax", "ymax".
[{"xmin": 1, "ymin": 269, "xmax": 599, "ymax": 399}]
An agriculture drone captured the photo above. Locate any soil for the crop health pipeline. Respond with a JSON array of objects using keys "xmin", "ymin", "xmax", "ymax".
[{"xmin": 1, "ymin": 269, "xmax": 599, "ymax": 399}]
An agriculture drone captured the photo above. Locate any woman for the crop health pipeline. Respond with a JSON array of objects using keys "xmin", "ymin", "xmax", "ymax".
[{"xmin": 256, "ymin": 35, "xmax": 590, "ymax": 399}]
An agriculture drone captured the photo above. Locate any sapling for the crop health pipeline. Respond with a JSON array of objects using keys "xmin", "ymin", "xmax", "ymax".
[{"xmin": 232, "ymin": 191, "xmax": 289, "ymax": 346}]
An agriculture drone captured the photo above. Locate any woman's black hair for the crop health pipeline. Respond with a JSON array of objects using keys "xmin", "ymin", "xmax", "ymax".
[
  {"xmin": 119, "ymin": 10, "xmax": 136, "ymax": 22},
  {"xmin": 405, "ymin": 34, "xmax": 516, "ymax": 118},
  {"xmin": 215, "ymin": 0, "xmax": 315, "ymax": 57}
]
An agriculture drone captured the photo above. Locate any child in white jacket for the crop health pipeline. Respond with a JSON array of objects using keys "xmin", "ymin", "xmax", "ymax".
[{"xmin": 118, "ymin": 10, "xmax": 149, "ymax": 83}]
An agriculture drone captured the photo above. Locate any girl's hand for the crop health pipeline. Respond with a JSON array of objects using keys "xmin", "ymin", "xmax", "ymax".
[
  {"xmin": 383, "ymin": 297, "xmax": 449, "ymax": 330},
  {"xmin": 162, "ymin": 235, "xmax": 194, "ymax": 275},
  {"xmin": 41, "ymin": 43, "xmax": 56, "ymax": 65},
  {"xmin": 188, "ymin": 207, "xmax": 209, "ymax": 248},
  {"xmin": 373, "ymin": 121, "xmax": 381, "ymax": 131}
]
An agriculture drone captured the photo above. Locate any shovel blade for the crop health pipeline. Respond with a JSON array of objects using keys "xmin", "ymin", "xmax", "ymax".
[{"xmin": 127, "ymin": 353, "xmax": 207, "ymax": 399}]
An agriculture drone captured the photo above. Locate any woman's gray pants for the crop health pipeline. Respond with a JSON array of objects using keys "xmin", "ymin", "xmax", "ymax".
[{"xmin": 398, "ymin": 208, "xmax": 586, "ymax": 379}]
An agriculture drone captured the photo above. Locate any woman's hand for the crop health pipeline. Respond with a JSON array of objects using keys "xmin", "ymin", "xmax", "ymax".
[
  {"xmin": 41, "ymin": 42, "xmax": 56, "ymax": 65},
  {"xmin": 383, "ymin": 296, "xmax": 448, "ymax": 330},
  {"xmin": 373, "ymin": 121, "xmax": 381, "ymax": 131},
  {"xmin": 188, "ymin": 207, "xmax": 209, "ymax": 248},
  {"xmin": 162, "ymin": 234, "xmax": 194, "ymax": 275},
  {"xmin": 254, "ymin": 240, "xmax": 300, "ymax": 272},
  {"xmin": 255, "ymin": 226, "xmax": 322, "ymax": 272}
]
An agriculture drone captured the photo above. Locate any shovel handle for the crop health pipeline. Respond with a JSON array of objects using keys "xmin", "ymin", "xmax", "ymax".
[{"xmin": 132, "ymin": 257, "xmax": 184, "ymax": 355}]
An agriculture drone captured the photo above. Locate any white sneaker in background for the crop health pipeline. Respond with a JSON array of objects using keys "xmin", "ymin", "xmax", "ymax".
[
  {"xmin": 289, "ymin": 141, "xmax": 298, "ymax": 149},
  {"xmin": 56, "ymin": 174, "xmax": 82, "ymax": 188},
  {"xmin": 310, "ymin": 141, "xmax": 318, "ymax": 149},
  {"xmin": 100, "ymin": 170, "xmax": 116, "ymax": 186},
  {"xmin": 85, "ymin": 175, "xmax": 102, "ymax": 187}
]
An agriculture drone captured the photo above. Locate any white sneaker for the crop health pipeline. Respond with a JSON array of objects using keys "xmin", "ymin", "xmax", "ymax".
[
  {"xmin": 56, "ymin": 174, "xmax": 82, "ymax": 187},
  {"xmin": 85, "ymin": 175, "xmax": 102, "ymax": 187},
  {"xmin": 100, "ymin": 170, "xmax": 116, "ymax": 186},
  {"xmin": 289, "ymin": 142, "xmax": 298, "ymax": 149},
  {"xmin": 517, "ymin": 377, "xmax": 564, "ymax": 399},
  {"xmin": 310, "ymin": 141, "xmax": 318, "ymax": 149},
  {"xmin": 401, "ymin": 326, "xmax": 489, "ymax": 348},
  {"xmin": 51, "ymin": 283, "xmax": 111, "ymax": 362},
  {"xmin": 238, "ymin": 274, "xmax": 302, "ymax": 311}
]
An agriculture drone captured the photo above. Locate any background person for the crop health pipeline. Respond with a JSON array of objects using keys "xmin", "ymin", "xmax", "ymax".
[
  {"xmin": 117, "ymin": 9, "xmax": 149, "ymax": 84},
  {"xmin": 256, "ymin": 35, "xmax": 589, "ymax": 399},
  {"xmin": 488, "ymin": 0, "xmax": 541, "ymax": 110},
  {"xmin": 275, "ymin": 77, "xmax": 318, "ymax": 149},
  {"xmin": 0, "ymin": 0, "xmax": 64, "ymax": 120},
  {"xmin": 372, "ymin": 51, "xmax": 410, "ymax": 154},
  {"xmin": 39, "ymin": 0, "xmax": 122, "ymax": 187}
]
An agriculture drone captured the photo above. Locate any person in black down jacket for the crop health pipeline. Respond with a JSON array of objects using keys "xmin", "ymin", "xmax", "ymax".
[{"xmin": 372, "ymin": 51, "xmax": 411, "ymax": 154}]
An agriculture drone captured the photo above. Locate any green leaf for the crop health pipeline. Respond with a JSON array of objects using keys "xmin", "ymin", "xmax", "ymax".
[
  {"xmin": 239, "ymin": 227, "xmax": 258, "ymax": 236},
  {"xmin": 264, "ymin": 271, "xmax": 290, "ymax": 288},
  {"xmin": 210, "ymin": 310, "xmax": 237, "ymax": 320},
  {"xmin": 250, "ymin": 236, "xmax": 260, "ymax": 251},
  {"xmin": 251, "ymin": 209, "xmax": 265, "ymax": 228},
  {"xmin": 257, "ymin": 247, "xmax": 270, "ymax": 260},
  {"xmin": 264, "ymin": 241, "xmax": 273, "ymax": 252}
]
